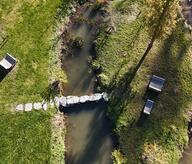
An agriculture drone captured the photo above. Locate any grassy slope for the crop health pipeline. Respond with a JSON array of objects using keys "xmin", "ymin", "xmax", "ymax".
[
  {"xmin": 0, "ymin": 0, "xmax": 69, "ymax": 163},
  {"xmin": 0, "ymin": 0, "xmax": 63, "ymax": 106},
  {"xmin": 95, "ymin": 0, "xmax": 192, "ymax": 163}
]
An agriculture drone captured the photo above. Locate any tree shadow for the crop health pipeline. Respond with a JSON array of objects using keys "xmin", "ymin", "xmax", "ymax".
[
  {"xmin": 100, "ymin": 21, "xmax": 143, "ymax": 96},
  {"xmin": 116, "ymin": 24, "xmax": 191, "ymax": 162}
]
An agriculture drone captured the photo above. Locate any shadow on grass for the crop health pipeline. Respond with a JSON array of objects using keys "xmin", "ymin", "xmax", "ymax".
[
  {"xmin": 94, "ymin": 21, "xmax": 144, "ymax": 132},
  {"xmin": 108, "ymin": 23, "xmax": 191, "ymax": 162}
]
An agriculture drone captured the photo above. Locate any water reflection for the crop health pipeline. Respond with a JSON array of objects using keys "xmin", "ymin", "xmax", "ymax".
[{"xmin": 64, "ymin": 101, "xmax": 113, "ymax": 164}]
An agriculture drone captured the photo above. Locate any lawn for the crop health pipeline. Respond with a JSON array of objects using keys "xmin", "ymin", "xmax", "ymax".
[
  {"xmin": 94, "ymin": 0, "xmax": 192, "ymax": 163},
  {"xmin": 0, "ymin": 0, "xmax": 69, "ymax": 163},
  {"xmin": 0, "ymin": 110, "xmax": 51, "ymax": 163},
  {"xmin": 0, "ymin": 0, "xmax": 68, "ymax": 106}
]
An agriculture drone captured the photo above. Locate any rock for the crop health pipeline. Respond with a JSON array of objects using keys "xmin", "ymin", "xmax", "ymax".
[
  {"xmin": 88, "ymin": 95, "xmax": 95, "ymax": 102},
  {"xmin": 42, "ymin": 103, "xmax": 48, "ymax": 111},
  {"xmin": 16, "ymin": 104, "xmax": 24, "ymax": 111},
  {"xmin": 93, "ymin": 93, "xmax": 103, "ymax": 101},
  {"xmin": 79, "ymin": 95, "xmax": 90, "ymax": 103},
  {"xmin": 102, "ymin": 92, "xmax": 109, "ymax": 101},
  {"xmin": 67, "ymin": 96, "xmax": 80, "ymax": 105},
  {"xmin": 54, "ymin": 96, "xmax": 60, "ymax": 107},
  {"xmin": 59, "ymin": 96, "xmax": 67, "ymax": 107},
  {"xmin": 24, "ymin": 103, "xmax": 33, "ymax": 111},
  {"xmin": 33, "ymin": 102, "xmax": 42, "ymax": 110},
  {"xmin": 88, "ymin": 94, "xmax": 102, "ymax": 102}
]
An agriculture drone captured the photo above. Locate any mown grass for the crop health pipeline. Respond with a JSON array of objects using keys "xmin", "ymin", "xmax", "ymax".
[
  {"xmin": 95, "ymin": 0, "xmax": 192, "ymax": 163},
  {"xmin": 0, "ymin": 0, "xmax": 68, "ymax": 106},
  {"xmin": 0, "ymin": 0, "xmax": 70, "ymax": 163},
  {"xmin": 0, "ymin": 110, "xmax": 51, "ymax": 163}
]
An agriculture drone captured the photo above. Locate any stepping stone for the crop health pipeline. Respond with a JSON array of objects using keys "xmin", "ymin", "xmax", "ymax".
[
  {"xmin": 54, "ymin": 97, "xmax": 60, "ymax": 107},
  {"xmin": 24, "ymin": 103, "xmax": 33, "ymax": 111},
  {"xmin": 102, "ymin": 92, "xmax": 109, "ymax": 101},
  {"xmin": 42, "ymin": 103, "xmax": 48, "ymax": 111},
  {"xmin": 93, "ymin": 93, "xmax": 103, "ymax": 101},
  {"xmin": 79, "ymin": 95, "xmax": 89, "ymax": 103},
  {"xmin": 88, "ymin": 94, "xmax": 102, "ymax": 102},
  {"xmin": 67, "ymin": 96, "xmax": 80, "ymax": 105},
  {"xmin": 16, "ymin": 104, "xmax": 24, "ymax": 111},
  {"xmin": 33, "ymin": 102, "xmax": 42, "ymax": 110},
  {"xmin": 88, "ymin": 95, "xmax": 96, "ymax": 102},
  {"xmin": 59, "ymin": 96, "xmax": 67, "ymax": 107}
]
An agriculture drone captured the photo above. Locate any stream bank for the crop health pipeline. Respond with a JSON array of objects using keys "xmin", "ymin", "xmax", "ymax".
[{"xmin": 180, "ymin": 118, "xmax": 192, "ymax": 164}]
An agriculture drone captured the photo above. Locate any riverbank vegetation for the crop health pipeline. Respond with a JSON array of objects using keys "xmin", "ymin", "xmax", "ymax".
[
  {"xmin": 95, "ymin": 0, "xmax": 192, "ymax": 163},
  {"xmin": 50, "ymin": 113, "xmax": 66, "ymax": 164},
  {"xmin": 0, "ymin": 0, "xmax": 70, "ymax": 163}
]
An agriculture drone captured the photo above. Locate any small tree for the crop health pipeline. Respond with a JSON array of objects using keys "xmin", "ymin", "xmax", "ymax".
[{"xmin": 131, "ymin": 0, "xmax": 179, "ymax": 81}]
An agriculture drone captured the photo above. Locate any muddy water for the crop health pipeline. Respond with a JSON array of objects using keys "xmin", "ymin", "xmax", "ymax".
[
  {"xmin": 62, "ymin": 4, "xmax": 113, "ymax": 164},
  {"xmin": 62, "ymin": 7, "xmax": 99, "ymax": 96},
  {"xmin": 65, "ymin": 102, "xmax": 113, "ymax": 164}
]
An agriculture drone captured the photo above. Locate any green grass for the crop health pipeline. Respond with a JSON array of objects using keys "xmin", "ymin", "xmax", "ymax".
[
  {"xmin": 0, "ymin": 110, "xmax": 51, "ymax": 163},
  {"xmin": 0, "ymin": 0, "xmax": 69, "ymax": 106},
  {"xmin": 0, "ymin": 0, "xmax": 70, "ymax": 163},
  {"xmin": 95, "ymin": 0, "xmax": 192, "ymax": 163}
]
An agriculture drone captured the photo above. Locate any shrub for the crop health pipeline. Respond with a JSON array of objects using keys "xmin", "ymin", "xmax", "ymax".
[{"xmin": 112, "ymin": 149, "xmax": 128, "ymax": 164}]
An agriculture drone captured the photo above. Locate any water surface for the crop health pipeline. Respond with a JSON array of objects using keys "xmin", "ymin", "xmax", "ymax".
[
  {"xmin": 65, "ymin": 102, "xmax": 113, "ymax": 164},
  {"xmin": 62, "ymin": 4, "xmax": 114, "ymax": 164}
]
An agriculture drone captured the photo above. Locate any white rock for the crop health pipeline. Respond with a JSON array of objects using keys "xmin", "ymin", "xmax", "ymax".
[
  {"xmin": 33, "ymin": 102, "xmax": 42, "ymax": 110},
  {"xmin": 79, "ymin": 95, "xmax": 90, "ymax": 103},
  {"xmin": 24, "ymin": 103, "xmax": 33, "ymax": 111},
  {"xmin": 59, "ymin": 96, "xmax": 67, "ymax": 107},
  {"xmin": 93, "ymin": 93, "xmax": 103, "ymax": 101},
  {"xmin": 102, "ymin": 92, "xmax": 109, "ymax": 101},
  {"xmin": 42, "ymin": 103, "xmax": 48, "ymax": 111},
  {"xmin": 88, "ymin": 94, "xmax": 102, "ymax": 102},
  {"xmin": 54, "ymin": 96, "xmax": 60, "ymax": 107},
  {"xmin": 16, "ymin": 104, "xmax": 24, "ymax": 111},
  {"xmin": 88, "ymin": 95, "xmax": 97, "ymax": 102},
  {"xmin": 67, "ymin": 96, "xmax": 80, "ymax": 105}
]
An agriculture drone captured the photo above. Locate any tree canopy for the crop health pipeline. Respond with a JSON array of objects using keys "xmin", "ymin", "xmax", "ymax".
[{"xmin": 143, "ymin": 0, "xmax": 179, "ymax": 39}]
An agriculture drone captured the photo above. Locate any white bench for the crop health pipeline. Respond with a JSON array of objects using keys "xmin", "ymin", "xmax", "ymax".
[
  {"xmin": 143, "ymin": 99, "xmax": 154, "ymax": 115},
  {"xmin": 148, "ymin": 75, "xmax": 165, "ymax": 92},
  {"xmin": 0, "ymin": 53, "xmax": 17, "ymax": 70}
]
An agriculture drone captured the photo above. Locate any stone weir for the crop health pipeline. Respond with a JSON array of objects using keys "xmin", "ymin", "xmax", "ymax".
[{"xmin": 15, "ymin": 92, "xmax": 109, "ymax": 112}]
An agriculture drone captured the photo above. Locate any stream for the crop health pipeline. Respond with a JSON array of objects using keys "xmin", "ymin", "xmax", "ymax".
[{"xmin": 61, "ymin": 2, "xmax": 114, "ymax": 164}]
